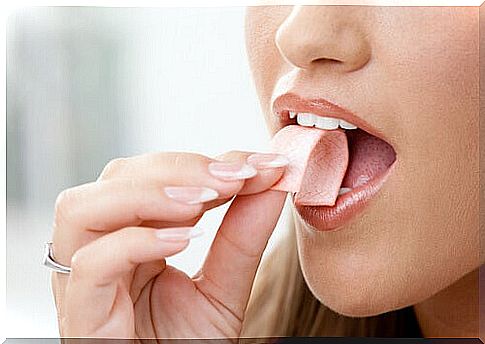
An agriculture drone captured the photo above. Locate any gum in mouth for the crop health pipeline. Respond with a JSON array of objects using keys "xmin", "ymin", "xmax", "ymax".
[{"xmin": 270, "ymin": 125, "xmax": 396, "ymax": 206}]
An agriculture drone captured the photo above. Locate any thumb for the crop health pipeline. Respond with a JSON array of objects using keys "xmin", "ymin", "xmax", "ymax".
[{"xmin": 193, "ymin": 189, "xmax": 287, "ymax": 321}]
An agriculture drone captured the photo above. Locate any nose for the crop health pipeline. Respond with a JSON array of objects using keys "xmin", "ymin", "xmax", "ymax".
[{"xmin": 275, "ymin": 6, "xmax": 371, "ymax": 73}]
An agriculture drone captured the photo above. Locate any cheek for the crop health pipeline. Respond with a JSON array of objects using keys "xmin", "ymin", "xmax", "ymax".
[
  {"xmin": 382, "ymin": 8, "xmax": 479, "ymax": 262},
  {"xmin": 245, "ymin": 6, "xmax": 291, "ymax": 131},
  {"xmin": 373, "ymin": 7, "xmax": 479, "ymax": 263}
]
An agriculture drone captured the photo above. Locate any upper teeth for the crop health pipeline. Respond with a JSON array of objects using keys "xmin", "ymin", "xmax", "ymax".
[{"xmin": 290, "ymin": 112, "xmax": 358, "ymax": 130}]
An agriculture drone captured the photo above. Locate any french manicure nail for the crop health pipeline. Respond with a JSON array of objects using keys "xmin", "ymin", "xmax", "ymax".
[
  {"xmin": 164, "ymin": 186, "xmax": 219, "ymax": 205},
  {"xmin": 208, "ymin": 161, "xmax": 257, "ymax": 181},
  {"xmin": 247, "ymin": 153, "xmax": 289, "ymax": 169},
  {"xmin": 155, "ymin": 227, "xmax": 204, "ymax": 241}
]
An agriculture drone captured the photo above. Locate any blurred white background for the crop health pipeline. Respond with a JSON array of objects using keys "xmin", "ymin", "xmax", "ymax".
[{"xmin": 6, "ymin": 7, "xmax": 291, "ymax": 338}]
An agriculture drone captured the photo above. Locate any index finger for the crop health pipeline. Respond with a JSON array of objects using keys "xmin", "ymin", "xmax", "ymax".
[{"xmin": 216, "ymin": 151, "xmax": 289, "ymax": 196}]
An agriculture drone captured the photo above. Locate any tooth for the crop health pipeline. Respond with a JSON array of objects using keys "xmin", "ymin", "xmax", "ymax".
[
  {"xmin": 289, "ymin": 111, "xmax": 297, "ymax": 119},
  {"xmin": 338, "ymin": 187, "xmax": 352, "ymax": 196},
  {"xmin": 314, "ymin": 116, "xmax": 339, "ymax": 130},
  {"xmin": 297, "ymin": 113, "xmax": 315, "ymax": 127},
  {"xmin": 339, "ymin": 120, "xmax": 357, "ymax": 130}
]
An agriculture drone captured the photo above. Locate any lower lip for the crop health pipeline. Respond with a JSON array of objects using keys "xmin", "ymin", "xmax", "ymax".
[{"xmin": 294, "ymin": 162, "xmax": 396, "ymax": 232}]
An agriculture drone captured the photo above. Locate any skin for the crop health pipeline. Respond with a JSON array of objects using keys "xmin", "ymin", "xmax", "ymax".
[
  {"xmin": 245, "ymin": 5, "xmax": 480, "ymax": 338},
  {"xmin": 52, "ymin": 151, "xmax": 288, "ymax": 338},
  {"xmin": 51, "ymin": 5, "xmax": 480, "ymax": 339}
]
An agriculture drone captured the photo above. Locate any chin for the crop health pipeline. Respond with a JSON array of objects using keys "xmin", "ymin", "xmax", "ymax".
[
  {"xmin": 298, "ymin": 250, "xmax": 420, "ymax": 318},
  {"xmin": 305, "ymin": 277, "xmax": 414, "ymax": 318}
]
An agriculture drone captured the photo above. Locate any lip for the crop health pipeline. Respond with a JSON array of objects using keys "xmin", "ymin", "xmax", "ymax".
[
  {"xmin": 294, "ymin": 162, "xmax": 396, "ymax": 231},
  {"xmin": 271, "ymin": 92, "xmax": 397, "ymax": 232},
  {"xmin": 272, "ymin": 92, "xmax": 390, "ymax": 144}
]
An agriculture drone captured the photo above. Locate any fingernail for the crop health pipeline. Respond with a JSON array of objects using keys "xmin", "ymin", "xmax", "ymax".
[
  {"xmin": 155, "ymin": 227, "xmax": 204, "ymax": 242},
  {"xmin": 247, "ymin": 153, "xmax": 289, "ymax": 169},
  {"xmin": 164, "ymin": 186, "xmax": 219, "ymax": 205},
  {"xmin": 208, "ymin": 161, "xmax": 257, "ymax": 181}
]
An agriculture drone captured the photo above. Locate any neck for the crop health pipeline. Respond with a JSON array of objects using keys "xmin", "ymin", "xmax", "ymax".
[{"xmin": 413, "ymin": 268, "xmax": 480, "ymax": 338}]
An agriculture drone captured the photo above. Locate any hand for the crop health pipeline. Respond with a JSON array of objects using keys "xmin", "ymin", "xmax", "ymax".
[{"xmin": 50, "ymin": 151, "xmax": 287, "ymax": 338}]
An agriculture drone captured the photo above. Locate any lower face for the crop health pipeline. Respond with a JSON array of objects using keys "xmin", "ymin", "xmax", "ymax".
[{"xmin": 245, "ymin": 6, "xmax": 480, "ymax": 316}]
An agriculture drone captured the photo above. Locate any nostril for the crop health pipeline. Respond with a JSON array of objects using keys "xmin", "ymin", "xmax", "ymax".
[
  {"xmin": 311, "ymin": 57, "xmax": 344, "ymax": 66},
  {"xmin": 311, "ymin": 50, "xmax": 370, "ymax": 73}
]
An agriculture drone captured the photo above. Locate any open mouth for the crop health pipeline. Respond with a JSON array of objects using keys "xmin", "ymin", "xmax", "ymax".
[{"xmin": 273, "ymin": 94, "xmax": 397, "ymax": 231}]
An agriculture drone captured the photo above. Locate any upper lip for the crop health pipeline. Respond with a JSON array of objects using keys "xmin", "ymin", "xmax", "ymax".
[{"xmin": 272, "ymin": 92, "xmax": 390, "ymax": 143}]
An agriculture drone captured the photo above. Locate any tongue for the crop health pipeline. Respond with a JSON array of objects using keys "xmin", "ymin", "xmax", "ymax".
[
  {"xmin": 270, "ymin": 125, "xmax": 348, "ymax": 206},
  {"xmin": 341, "ymin": 129, "xmax": 396, "ymax": 188}
]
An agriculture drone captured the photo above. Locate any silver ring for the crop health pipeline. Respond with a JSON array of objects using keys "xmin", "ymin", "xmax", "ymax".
[{"xmin": 42, "ymin": 241, "xmax": 71, "ymax": 274}]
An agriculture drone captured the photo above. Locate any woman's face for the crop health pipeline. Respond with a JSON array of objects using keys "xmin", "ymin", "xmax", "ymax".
[{"xmin": 245, "ymin": 6, "xmax": 480, "ymax": 317}]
